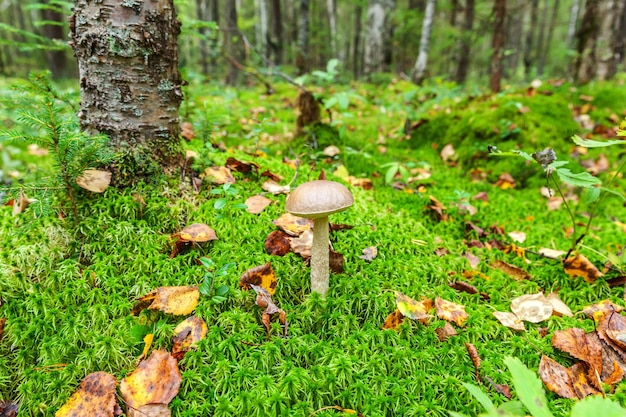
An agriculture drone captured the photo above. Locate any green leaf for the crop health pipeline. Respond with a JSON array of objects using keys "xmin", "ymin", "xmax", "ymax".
[
  {"xmin": 571, "ymin": 135, "xmax": 626, "ymax": 148},
  {"xmin": 199, "ymin": 281, "xmax": 211, "ymax": 296},
  {"xmin": 211, "ymin": 295, "xmax": 227, "ymax": 303},
  {"xmin": 583, "ymin": 187, "xmax": 601, "ymax": 204},
  {"xmin": 129, "ymin": 324, "xmax": 150, "ymax": 342},
  {"xmin": 209, "ymin": 188, "xmax": 223, "ymax": 195},
  {"xmin": 338, "ymin": 94, "xmax": 350, "ymax": 110},
  {"xmin": 497, "ymin": 401, "xmax": 525, "ymax": 416},
  {"xmin": 598, "ymin": 187, "xmax": 626, "ymax": 202},
  {"xmin": 232, "ymin": 203, "xmax": 248, "ymax": 210},
  {"xmin": 488, "ymin": 149, "xmax": 534, "ymax": 161},
  {"xmin": 503, "ymin": 356, "xmax": 554, "ymax": 417},
  {"xmin": 200, "ymin": 257, "xmax": 215, "ymax": 269},
  {"xmin": 324, "ymin": 97, "xmax": 338, "ymax": 109},
  {"xmin": 571, "ymin": 395, "xmax": 626, "ymax": 417},
  {"xmin": 555, "ymin": 167, "xmax": 602, "ymax": 188},
  {"xmin": 385, "ymin": 164, "xmax": 399, "ymax": 184},
  {"xmin": 214, "ymin": 198, "xmax": 227, "ymax": 210},
  {"xmin": 448, "ymin": 412, "xmax": 470, "ymax": 417},
  {"xmin": 215, "ymin": 285, "xmax": 229, "ymax": 296},
  {"xmin": 461, "ymin": 383, "xmax": 497, "ymax": 414}
]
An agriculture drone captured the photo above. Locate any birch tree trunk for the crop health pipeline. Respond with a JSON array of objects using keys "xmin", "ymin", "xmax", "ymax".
[
  {"xmin": 327, "ymin": 0, "xmax": 337, "ymax": 57},
  {"xmin": 255, "ymin": 0, "xmax": 269, "ymax": 56},
  {"xmin": 363, "ymin": 0, "xmax": 393, "ymax": 76},
  {"xmin": 490, "ymin": 0, "xmax": 506, "ymax": 92},
  {"xmin": 412, "ymin": 0, "xmax": 436, "ymax": 84},
  {"xmin": 70, "ymin": 0, "xmax": 183, "ymax": 184},
  {"xmin": 596, "ymin": 0, "xmax": 625, "ymax": 80},
  {"xmin": 455, "ymin": 0, "xmax": 475, "ymax": 84},
  {"xmin": 566, "ymin": 0, "xmax": 580, "ymax": 48}
]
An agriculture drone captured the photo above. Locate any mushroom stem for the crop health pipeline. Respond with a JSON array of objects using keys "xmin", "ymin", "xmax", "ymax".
[{"xmin": 311, "ymin": 216, "xmax": 330, "ymax": 296}]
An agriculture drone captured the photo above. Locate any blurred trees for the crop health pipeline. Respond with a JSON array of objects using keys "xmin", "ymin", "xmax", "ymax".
[{"xmin": 1, "ymin": 0, "xmax": 625, "ymax": 86}]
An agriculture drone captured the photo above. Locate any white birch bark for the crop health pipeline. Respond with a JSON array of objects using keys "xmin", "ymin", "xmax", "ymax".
[
  {"xmin": 413, "ymin": 0, "xmax": 436, "ymax": 84},
  {"xmin": 363, "ymin": 0, "xmax": 393, "ymax": 75},
  {"xmin": 566, "ymin": 0, "xmax": 580, "ymax": 48},
  {"xmin": 255, "ymin": 0, "xmax": 269, "ymax": 56},
  {"xmin": 327, "ymin": 0, "xmax": 337, "ymax": 57},
  {"xmin": 596, "ymin": 0, "xmax": 624, "ymax": 79}
]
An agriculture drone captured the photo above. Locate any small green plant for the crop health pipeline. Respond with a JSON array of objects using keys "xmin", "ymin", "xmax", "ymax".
[
  {"xmin": 381, "ymin": 161, "xmax": 413, "ymax": 185},
  {"xmin": 210, "ymin": 183, "xmax": 248, "ymax": 219},
  {"xmin": 451, "ymin": 356, "xmax": 625, "ymax": 417},
  {"xmin": 489, "ymin": 133, "xmax": 626, "ymax": 257},
  {"xmin": 198, "ymin": 257, "xmax": 235, "ymax": 303},
  {"xmin": 0, "ymin": 71, "xmax": 114, "ymax": 220}
]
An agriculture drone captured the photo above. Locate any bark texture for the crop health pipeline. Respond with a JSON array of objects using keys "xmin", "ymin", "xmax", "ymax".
[
  {"xmin": 596, "ymin": 0, "xmax": 625, "ymax": 80},
  {"xmin": 412, "ymin": 0, "xmax": 436, "ymax": 84},
  {"xmin": 41, "ymin": 0, "xmax": 70, "ymax": 78},
  {"xmin": 70, "ymin": 0, "xmax": 183, "ymax": 184},
  {"xmin": 490, "ymin": 0, "xmax": 506, "ymax": 92},
  {"xmin": 455, "ymin": 0, "xmax": 475, "ymax": 84},
  {"xmin": 363, "ymin": 0, "xmax": 394, "ymax": 76},
  {"xmin": 572, "ymin": 0, "xmax": 600, "ymax": 82},
  {"xmin": 296, "ymin": 0, "xmax": 310, "ymax": 74}
]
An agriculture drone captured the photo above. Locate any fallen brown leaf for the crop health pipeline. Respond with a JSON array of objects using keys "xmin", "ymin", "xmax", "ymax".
[
  {"xmin": 264, "ymin": 230, "xmax": 292, "ymax": 256},
  {"xmin": 564, "ymin": 253, "xmax": 603, "ymax": 283},
  {"xmin": 491, "ymin": 260, "xmax": 530, "ymax": 280},
  {"xmin": 245, "ymin": 195, "xmax": 272, "ymax": 214},
  {"xmin": 435, "ymin": 297, "xmax": 468, "ymax": 327},
  {"xmin": 272, "ymin": 213, "xmax": 313, "ymax": 236},
  {"xmin": 510, "ymin": 293, "xmax": 553, "ymax": 323},
  {"xmin": 435, "ymin": 322, "xmax": 457, "ymax": 342},
  {"xmin": 55, "ymin": 372, "xmax": 117, "ymax": 417},
  {"xmin": 132, "ymin": 286, "xmax": 199, "ymax": 316},
  {"xmin": 76, "ymin": 169, "xmax": 111, "ymax": 193},
  {"xmin": 240, "ymin": 262, "xmax": 277, "ymax": 295}
]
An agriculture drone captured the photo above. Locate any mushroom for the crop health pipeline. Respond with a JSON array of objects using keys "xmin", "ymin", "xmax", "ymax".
[{"xmin": 285, "ymin": 180, "xmax": 354, "ymax": 296}]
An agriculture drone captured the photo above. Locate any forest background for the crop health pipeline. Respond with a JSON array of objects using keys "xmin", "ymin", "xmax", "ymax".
[{"xmin": 1, "ymin": 0, "xmax": 624, "ymax": 88}]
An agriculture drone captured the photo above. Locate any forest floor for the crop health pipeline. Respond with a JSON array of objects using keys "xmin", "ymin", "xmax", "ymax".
[{"xmin": 2, "ymin": 74, "xmax": 626, "ymax": 416}]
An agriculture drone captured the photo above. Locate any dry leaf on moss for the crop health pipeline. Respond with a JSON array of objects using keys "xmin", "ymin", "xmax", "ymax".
[
  {"xmin": 272, "ymin": 213, "xmax": 313, "ymax": 236},
  {"xmin": 76, "ymin": 169, "xmax": 111, "ymax": 193},
  {"xmin": 564, "ymin": 253, "xmax": 603, "ymax": 283},
  {"xmin": 175, "ymin": 223, "xmax": 217, "ymax": 243},
  {"xmin": 249, "ymin": 284, "xmax": 288, "ymax": 337},
  {"xmin": 435, "ymin": 322, "xmax": 458, "ymax": 341},
  {"xmin": 262, "ymin": 179, "xmax": 290, "ymax": 195},
  {"xmin": 132, "ymin": 286, "xmax": 200, "ymax": 316},
  {"xmin": 203, "ymin": 166, "xmax": 235, "ymax": 184},
  {"xmin": 552, "ymin": 328, "xmax": 603, "ymax": 377},
  {"xmin": 239, "ymin": 262, "xmax": 277, "ymax": 295},
  {"xmin": 546, "ymin": 293, "xmax": 573, "ymax": 317},
  {"xmin": 382, "ymin": 309, "xmax": 405, "ymax": 331},
  {"xmin": 507, "ymin": 231, "xmax": 526, "ymax": 243},
  {"xmin": 510, "ymin": 293, "xmax": 553, "ymax": 323},
  {"xmin": 290, "ymin": 230, "xmax": 313, "ymax": 258},
  {"xmin": 394, "ymin": 291, "xmax": 431, "ymax": 323},
  {"xmin": 226, "ymin": 157, "xmax": 259, "ymax": 174},
  {"xmin": 539, "ymin": 355, "xmax": 578, "ymax": 399},
  {"xmin": 493, "ymin": 311, "xmax": 525, "ymax": 331},
  {"xmin": 360, "ymin": 246, "xmax": 378, "ymax": 262},
  {"xmin": 245, "ymin": 195, "xmax": 272, "ymax": 214},
  {"xmin": 172, "ymin": 316, "xmax": 208, "ymax": 361},
  {"xmin": 491, "ymin": 260, "xmax": 530, "ymax": 281},
  {"xmin": 435, "ymin": 297, "xmax": 468, "ymax": 327},
  {"xmin": 120, "ymin": 350, "xmax": 181, "ymax": 415},
  {"xmin": 55, "ymin": 372, "xmax": 118, "ymax": 417},
  {"xmin": 264, "ymin": 230, "xmax": 292, "ymax": 256}
]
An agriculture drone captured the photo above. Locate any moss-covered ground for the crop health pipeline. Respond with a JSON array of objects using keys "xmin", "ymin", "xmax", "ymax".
[{"xmin": 1, "ymin": 75, "xmax": 626, "ymax": 416}]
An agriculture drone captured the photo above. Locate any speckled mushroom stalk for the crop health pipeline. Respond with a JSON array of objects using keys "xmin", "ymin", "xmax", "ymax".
[{"xmin": 285, "ymin": 180, "xmax": 354, "ymax": 297}]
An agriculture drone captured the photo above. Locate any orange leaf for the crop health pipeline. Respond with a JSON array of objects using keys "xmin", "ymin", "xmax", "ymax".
[
  {"xmin": 272, "ymin": 213, "xmax": 313, "ymax": 236},
  {"xmin": 239, "ymin": 262, "xmax": 277, "ymax": 295},
  {"xmin": 465, "ymin": 342, "xmax": 481, "ymax": 380},
  {"xmin": 564, "ymin": 253, "xmax": 603, "ymax": 283},
  {"xmin": 581, "ymin": 299, "xmax": 624, "ymax": 321},
  {"xmin": 393, "ymin": 291, "xmax": 430, "ymax": 323},
  {"xmin": 552, "ymin": 328, "xmax": 603, "ymax": 377},
  {"xmin": 120, "ymin": 350, "xmax": 181, "ymax": 409},
  {"xmin": 264, "ymin": 230, "xmax": 292, "ymax": 256},
  {"xmin": 55, "ymin": 372, "xmax": 117, "ymax": 417},
  {"xmin": 491, "ymin": 260, "xmax": 530, "ymax": 281},
  {"xmin": 175, "ymin": 223, "xmax": 217, "ymax": 243},
  {"xmin": 538, "ymin": 355, "xmax": 578, "ymax": 399},
  {"xmin": 132, "ymin": 286, "xmax": 200, "ymax": 316},
  {"xmin": 172, "ymin": 316, "xmax": 208, "ymax": 361},
  {"xmin": 382, "ymin": 309, "xmax": 405, "ymax": 331},
  {"xmin": 435, "ymin": 322, "xmax": 458, "ymax": 342},
  {"xmin": 435, "ymin": 297, "xmax": 468, "ymax": 326}
]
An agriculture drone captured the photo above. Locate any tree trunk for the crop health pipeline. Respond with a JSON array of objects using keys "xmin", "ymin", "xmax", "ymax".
[
  {"xmin": 41, "ymin": 0, "xmax": 70, "ymax": 78},
  {"xmin": 70, "ymin": 0, "xmax": 183, "ymax": 185},
  {"xmin": 363, "ymin": 0, "xmax": 393, "ymax": 76},
  {"xmin": 269, "ymin": 0, "xmax": 284, "ymax": 64},
  {"xmin": 353, "ymin": 3, "xmax": 363, "ymax": 78},
  {"xmin": 537, "ymin": 0, "xmax": 560, "ymax": 76},
  {"xmin": 255, "ymin": 0, "xmax": 269, "ymax": 57},
  {"xmin": 327, "ymin": 0, "xmax": 338, "ymax": 57},
  {"xmin": 597, "ymin": 0, "xmax": 625, "ymax": 80},
  {"xmin": 535, "ymin": 0, "xmax": 548, "ymax": 76},
  {"xmin": 504, "ymin": 0, "xmax": 523, "ymax": 78},
  {"xmin": 572, "ymin": 0, "xmax": 600, "ymax": 82},
  {"xmin": 413, "ymin": 0, "xmax": 436, "ymax": 84},
  {"xmin": 455, "ymin": 0, "xmax": 474, "ymax": 84},
  {"xmin": 566, "ymin": 0, "xmax": 580, "ymax": 48},
  {"xmin": 523, "ymin": 0, "xmax": 539, "ymax": 78},
  {"xmin": 296, "ymin": 0, "xmax": 310, "ymax": 74},
  {"xmin": 225, "ymin": 0, "xmax": 244, "ymax": 85},
  {"xmin": 490, "ymin": 0, "xmax": 506, "ymax": 92}
]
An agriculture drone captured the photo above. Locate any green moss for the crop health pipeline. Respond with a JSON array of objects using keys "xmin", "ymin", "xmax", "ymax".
[{"xmin": 2, "ymin": 78, "xmax": 626, "ymax": 416}]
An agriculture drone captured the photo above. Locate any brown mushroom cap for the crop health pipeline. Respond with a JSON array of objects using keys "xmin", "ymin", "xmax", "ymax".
[{"xmin": 285, "ymin": 180, "xmax": 354, "ymax": 219}]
